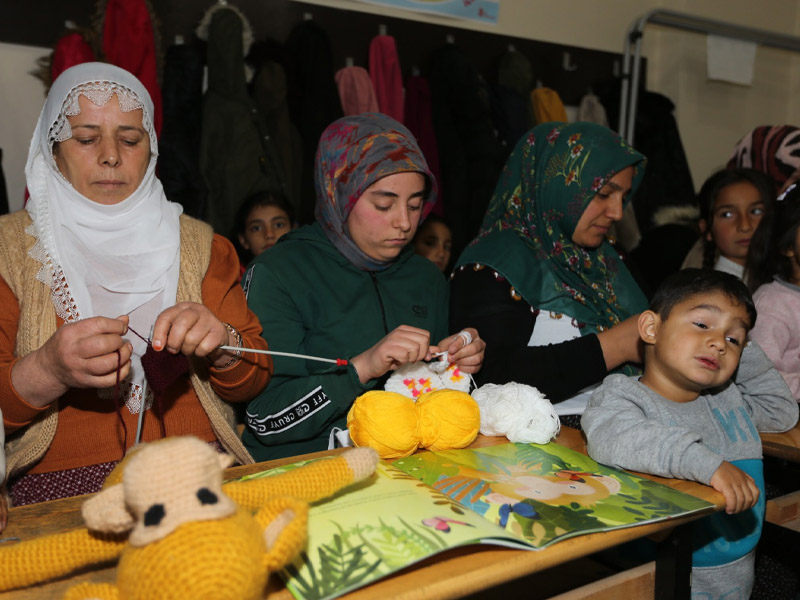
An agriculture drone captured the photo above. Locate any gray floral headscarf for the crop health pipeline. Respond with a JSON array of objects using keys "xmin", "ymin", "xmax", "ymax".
[{"xmin": 314, "ymin": 112, "xmax": 436, "ymax": 271}]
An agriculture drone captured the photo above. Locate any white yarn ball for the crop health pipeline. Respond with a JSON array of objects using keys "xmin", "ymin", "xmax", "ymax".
[{"xmin": 471, "ymin": 382, "xmax": 560, "ymax": 444}]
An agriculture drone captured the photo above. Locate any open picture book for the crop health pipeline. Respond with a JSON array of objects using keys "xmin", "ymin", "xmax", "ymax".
[{"xmin": 238, "ymin": 441, "xmax": 712, "ymax": 600}]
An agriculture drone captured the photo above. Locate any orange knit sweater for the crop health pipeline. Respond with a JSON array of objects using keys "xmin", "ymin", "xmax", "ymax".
[{"xmin": 0, "ymin": 235, "xmax": 270, "ymax": 474}]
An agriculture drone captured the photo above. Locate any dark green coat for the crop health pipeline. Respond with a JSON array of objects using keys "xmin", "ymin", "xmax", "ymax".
[
  {"xmin": 199, "ymin": 7, "xmax": 286, "ymax": 236},
  {"xmin": 242, "ymin": 223, "xmax": 449, "ymax": 460}
]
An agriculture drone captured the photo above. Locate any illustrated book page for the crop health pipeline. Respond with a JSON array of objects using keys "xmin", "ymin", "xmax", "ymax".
[{"xmin": 239, "ymin": 441, "xmax": 712, "ymax": 600}]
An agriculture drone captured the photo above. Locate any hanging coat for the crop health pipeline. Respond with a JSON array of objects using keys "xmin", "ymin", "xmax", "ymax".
[
  {"xmin": 368, "ymin": 34, "xmax": 404, "ymax": 123},
  {"xmin": 98, "ymin": 0, "xmax": 163, "ymax": 136},
  {"xmin": 284, "ymin": 20, "xmax": 343, "ymax": 224},
  {"xmin": 158, "ymin": 42, "xmax": 207, "ymax": 219},
  {"xmin": 198, "ymin": 6, "xmax": 287, "ymax": 237},
  {"xmin": 404, "ymin": 74, "xmax": 444, "ymax": 216},
  {"xmin": 252, "ymin": 60, "xmax": 304, "ymax": 222},
  {"xmin": 429, "ymin": 43, "xmax": 507, "ymax": 257}
]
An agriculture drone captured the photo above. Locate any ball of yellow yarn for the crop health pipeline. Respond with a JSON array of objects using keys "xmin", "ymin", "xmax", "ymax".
[
  {"xmin": 347, "ymin": 391, "xmax": 420, "ymax": 459},
  {"xmin": 417, "ymin": 390, "xmax": 480, "ymax": 451}
]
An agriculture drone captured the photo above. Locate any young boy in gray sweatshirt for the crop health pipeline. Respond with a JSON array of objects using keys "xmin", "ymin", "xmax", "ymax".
[{"xmin": 582, "ymin": 268, "xmax": 798, "ymax": 599}]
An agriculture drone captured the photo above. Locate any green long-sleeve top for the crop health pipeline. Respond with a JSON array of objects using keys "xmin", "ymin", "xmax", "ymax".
[{"xmin": 243, "ymin": 222, "xmax": 449, "ymax": 460}]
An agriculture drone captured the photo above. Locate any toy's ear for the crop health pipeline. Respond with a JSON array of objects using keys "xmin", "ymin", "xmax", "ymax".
[
  {"xmin": 255, "ymin": 497, "xmax": 309, "ymax": 572},
  {"xmin": 82, "ymin": 483, "xmax": 135, "ymax": 533},
  {"xmin": 218, "ymin": 452, "xmax": 234, "ymax": 471}
]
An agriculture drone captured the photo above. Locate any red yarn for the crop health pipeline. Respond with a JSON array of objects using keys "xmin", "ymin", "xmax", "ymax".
[
  {"xmin": 140, "ymin": 343, "xmax": 190, "ymax": 398},
  {"xmin": 128, "ymin": 326, "xmax": 190, "ymax": 398},
  {"xmin": 128, "ymin": 326, "xmax": 191, "ymax": 439}
]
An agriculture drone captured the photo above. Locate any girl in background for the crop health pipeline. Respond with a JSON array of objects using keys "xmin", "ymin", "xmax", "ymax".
[
  {"xmin": 233, "ymin": 191, "xmax": 295, "ymax": 273},
  {"xmin": 685, "ymin": 168, "xmax": 774, "ymax": 284},
  {"xmin": 413, "ymin": 215, "xmax": 452, "ymax": 274},
  {"xmin": 748, "ymin": 183, "xmax": 800, "ymax": 401}
]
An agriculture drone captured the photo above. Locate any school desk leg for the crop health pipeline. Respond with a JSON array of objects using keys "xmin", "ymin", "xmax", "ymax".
[{"xmin": 654, "ymin": 523, "xmax": 692, "ymax": 600}]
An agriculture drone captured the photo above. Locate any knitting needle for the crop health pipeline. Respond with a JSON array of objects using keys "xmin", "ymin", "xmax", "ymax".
[
  {"xmin": 218, "ymin": 346, "xmax": 348, "ymax": 366},
  {"xmin": 128, "ymin": 325, "xmax": 347, "ymax": 366},
  {"xmin": 134, "ymin": 381, "xmax": 148, "ymax": 445}
]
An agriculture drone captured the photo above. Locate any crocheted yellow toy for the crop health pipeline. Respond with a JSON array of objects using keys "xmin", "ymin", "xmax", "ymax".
[{"xmin": 0, "ymin": 437, "xmax": 378, "ymax": 599}]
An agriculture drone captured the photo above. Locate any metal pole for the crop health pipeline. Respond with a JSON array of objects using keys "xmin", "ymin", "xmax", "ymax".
[{"xmin": 619, "ymin": 9, "xmax": 800, "ymax": 144}]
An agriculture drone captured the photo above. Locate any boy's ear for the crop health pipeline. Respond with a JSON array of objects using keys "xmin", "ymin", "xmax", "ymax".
[
  {"xmin": 238, "ymin": 233, "xmax": 250, "ymax": 250},
  {"xmin": 638, "ymin": 311, "xmax": 659, "ymax": 344}
]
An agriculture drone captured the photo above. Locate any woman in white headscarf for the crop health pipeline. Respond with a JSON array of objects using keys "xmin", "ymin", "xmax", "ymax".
[{"xmin": 0, "ymin": 62, "xmax": 271, "ymax": 505}]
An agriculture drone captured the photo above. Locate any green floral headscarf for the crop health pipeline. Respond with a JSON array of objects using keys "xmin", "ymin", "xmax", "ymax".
[{"xmin": 456, "ymin": 121, "xmax": 648, "ymax": 332}]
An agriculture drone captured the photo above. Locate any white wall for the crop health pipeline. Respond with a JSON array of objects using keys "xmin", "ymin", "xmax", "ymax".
[{"xmin": 0, "ymin": 42, "xmax": 49, "ymax": 211}]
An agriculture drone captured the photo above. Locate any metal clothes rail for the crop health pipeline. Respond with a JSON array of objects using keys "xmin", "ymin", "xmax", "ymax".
[{"xmin": 619, "ymin": 9, "xmax": 800, "ymax": 144}]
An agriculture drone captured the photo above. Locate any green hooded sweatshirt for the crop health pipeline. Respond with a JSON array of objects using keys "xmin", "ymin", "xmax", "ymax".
[{"xmin": 242, "ymin": 223, "xmax": 449, "ymax": 460}]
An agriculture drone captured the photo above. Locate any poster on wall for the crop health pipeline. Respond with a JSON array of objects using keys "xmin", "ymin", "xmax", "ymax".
[{"xmin": 355, "ymin": 0, "xmax": 499, "ymax": 24}]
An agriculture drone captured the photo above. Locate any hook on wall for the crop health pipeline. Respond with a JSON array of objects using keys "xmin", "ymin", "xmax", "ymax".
[
  {"xmin": 345, "ymin": 56, "xmax": 354, "ymax": 67},
  {"xmin": 303, "ymin": 12, "xmax": 313, "ymax": 21},
  {"xmin": 446, "ymin": 33, "xmax": 455, "ymax": 44},
  {"xmin": 562, "ymin": 52, "xmax": 578, "ymax": 72},
  {"xmin": 378, "ymin": 24, "xmax": 388, "ymax": 36}
]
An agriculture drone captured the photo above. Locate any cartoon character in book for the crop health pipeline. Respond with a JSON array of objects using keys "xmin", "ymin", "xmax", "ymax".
[
  {"xmin": 487, "ymin": 469, "xmax": 621, "ymax": 507},
  {"xmin": 433, "ymin": 464, "xmax": 621, "ymax": 519}
]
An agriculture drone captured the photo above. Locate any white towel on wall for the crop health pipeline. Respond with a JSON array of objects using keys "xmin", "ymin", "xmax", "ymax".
[{"xmin": 707, "ymin": 34, "xmax": 757, "ymax": 86}]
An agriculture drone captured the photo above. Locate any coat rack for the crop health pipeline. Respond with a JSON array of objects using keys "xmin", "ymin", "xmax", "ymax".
[{"xmin": 619, "ymin": 9, "xmax": 800, "ymax": 143}]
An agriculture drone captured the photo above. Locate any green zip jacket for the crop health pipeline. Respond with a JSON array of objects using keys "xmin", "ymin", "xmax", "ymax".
[{"xmin": 242, "ymin": 222, "xmax": 449, "ymax": 460}]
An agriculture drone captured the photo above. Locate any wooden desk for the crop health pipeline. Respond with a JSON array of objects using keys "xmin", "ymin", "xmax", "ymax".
[
  {"xmin": 761, "ymin": 424, "xmax": 800, "ymax": 531},
  {"xmin": 2, "ymin": 429, "xmax": 723, "ymax": 600},
  {"xmin": 762, "ymin": 423, "xmax": 800, "ymax": 463}
]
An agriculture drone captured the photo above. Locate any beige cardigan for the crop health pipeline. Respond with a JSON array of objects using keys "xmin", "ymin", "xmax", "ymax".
[{"xmin": 0, "ymin": 210, "xmax": 253, "ymax": 480}]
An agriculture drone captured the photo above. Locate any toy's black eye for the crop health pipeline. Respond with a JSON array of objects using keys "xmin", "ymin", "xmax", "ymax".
[
  {"xmin": 144, "ymin": 504, "xmax": 165, "ymax": 526},
  {"xmin": 197, "ymin": 488, "xmax": 218, "ymax": 505}
]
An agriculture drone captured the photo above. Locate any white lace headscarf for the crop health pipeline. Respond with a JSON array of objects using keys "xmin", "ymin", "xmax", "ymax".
[{"xmin": 25, "ymin": 62, "xmax": 182, "ymax": 413}]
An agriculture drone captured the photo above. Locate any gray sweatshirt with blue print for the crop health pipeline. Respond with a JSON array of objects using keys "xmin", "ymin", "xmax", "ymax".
[{"xmin": 582, "ymin": 341, "xmax": 797, "ymax": 484}]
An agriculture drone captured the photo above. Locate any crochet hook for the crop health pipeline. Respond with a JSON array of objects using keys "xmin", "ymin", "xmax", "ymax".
[
  {"xmin": 218, "ymin": 346, "xmax": 348, "ymax": 366},
  {"xmin": 422, "ymin": 350, "xmax": 449, "ymax": 364}
]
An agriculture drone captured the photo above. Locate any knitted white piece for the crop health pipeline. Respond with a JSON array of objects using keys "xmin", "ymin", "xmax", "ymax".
[
  {"xmin": 472, "ymin": 382, "xmax": 560, "ymax": 444},
  {"xmin": 384, "ymin": 359, "xmax": 471, "ymax": 399}
]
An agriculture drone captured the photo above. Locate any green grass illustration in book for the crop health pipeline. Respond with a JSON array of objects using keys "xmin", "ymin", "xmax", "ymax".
[{"xmin": 241, "ymin": 443, "xmax": 712, "ymax": 600}]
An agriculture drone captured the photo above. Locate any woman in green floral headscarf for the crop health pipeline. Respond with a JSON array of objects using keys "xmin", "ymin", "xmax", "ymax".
[{"xmin": 450, "ymin": 122, "xmax": 648, "ymax": 416}]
